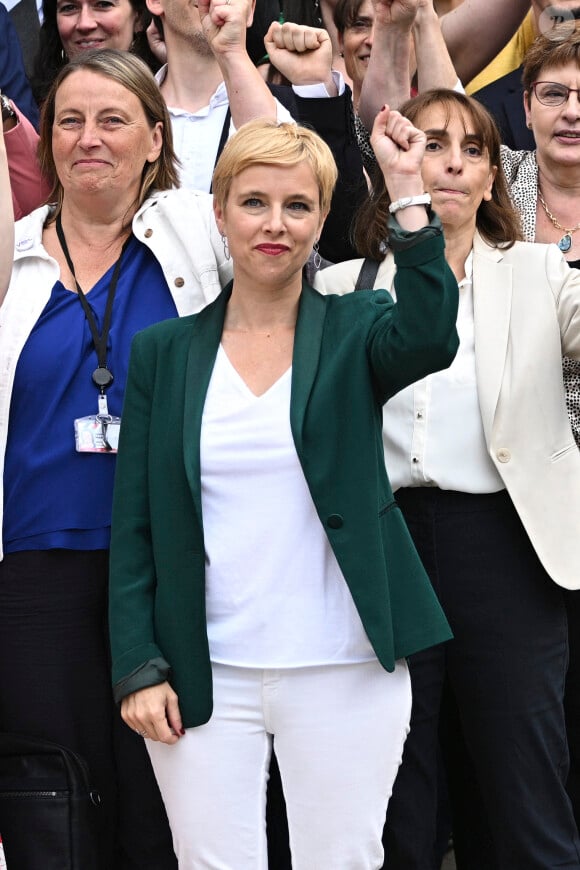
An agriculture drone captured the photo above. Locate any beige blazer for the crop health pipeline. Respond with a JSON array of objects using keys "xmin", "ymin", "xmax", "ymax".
[{"xmin": 315, "ymin": 232, "xmax": 580, "ymax": 590}]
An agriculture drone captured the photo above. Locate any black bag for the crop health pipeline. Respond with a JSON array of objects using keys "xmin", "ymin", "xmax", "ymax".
[{"xmin": 0, "ymin": 733, "xmax": 101, "ymax": 870}]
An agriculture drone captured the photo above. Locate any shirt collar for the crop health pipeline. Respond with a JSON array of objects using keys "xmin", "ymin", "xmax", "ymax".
[
  {"xmin": 153, "ymin": 66, "xmax": 228, "ymax": 113},
  {"xmin": 458, "ymin": 250, "xmax": 474, "ymax": 289}
]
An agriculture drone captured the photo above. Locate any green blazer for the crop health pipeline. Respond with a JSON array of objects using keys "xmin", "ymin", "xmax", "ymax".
[{"xmin": 109, "ymin": 232, "xmax": 458, "ymax": 728}]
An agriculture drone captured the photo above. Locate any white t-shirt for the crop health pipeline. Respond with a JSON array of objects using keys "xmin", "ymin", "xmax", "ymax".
[{"xmin": 200, "ymin": 345, "xmax": 376, "ymax": 668}]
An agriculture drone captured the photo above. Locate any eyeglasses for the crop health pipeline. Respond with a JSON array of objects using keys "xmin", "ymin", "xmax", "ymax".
[{"xmin": 531, "ymin": 81, "xmax": 580, "ymax": 106}]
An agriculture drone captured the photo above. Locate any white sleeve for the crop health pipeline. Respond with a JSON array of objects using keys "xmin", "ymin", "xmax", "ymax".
[{"xmin": 292, "ymin": 71, "xmax": 345, "ymax": 99}]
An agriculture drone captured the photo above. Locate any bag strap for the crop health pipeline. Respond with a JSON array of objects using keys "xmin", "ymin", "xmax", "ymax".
[
  {"xmin": 209, "ymin": 108, "xmax": 232, "ymax": 193},
  {"xmin": 354, "ymin": 257, "xmax": 380, "ymax": 291}
]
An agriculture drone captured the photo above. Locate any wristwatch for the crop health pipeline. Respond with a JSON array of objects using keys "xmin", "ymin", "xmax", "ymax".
[
  {"xmin": 388, "ymin": 194, "xmax": 432, "ymax": 215},
  {"xmin": 1, "ymin": 93, "xmax": 16, "ymax": 124}
]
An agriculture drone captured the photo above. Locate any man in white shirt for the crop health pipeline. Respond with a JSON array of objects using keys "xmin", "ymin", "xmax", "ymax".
[
  {"xmin": 145, "ymin": 0, "xmax": 293, "ymax": 191},
  {"xmin": 143, "ymin": 2, "xmax": 362, "ymax": 263}
]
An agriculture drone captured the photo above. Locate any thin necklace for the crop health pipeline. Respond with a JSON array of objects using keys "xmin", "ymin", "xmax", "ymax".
[
  {"xmin": 224, "ymin": 325, "xmax": 294, "ymax": 338},
  {"xmin": 537, "ymin": 187, "xmax": 580, "ymax": 253}
]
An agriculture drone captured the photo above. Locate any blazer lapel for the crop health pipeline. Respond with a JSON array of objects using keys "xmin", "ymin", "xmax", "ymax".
[
  {"xmin": 290, "ymin": 282, "xmax": 327, "ymax": 453},
  {"xmin": 472, "ymin": 232, "xmax": 513, "ymax": 444},
  {"xmin": 181, "ymin": 281, "xmax": 326, "ymax": 509},
  {"xmin": 183, "ymin": 285, "xmax": 231, "ymax": 524}
]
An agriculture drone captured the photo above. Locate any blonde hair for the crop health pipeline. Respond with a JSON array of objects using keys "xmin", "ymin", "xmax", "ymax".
[
  {"xmin": 212, "ymin": 119, "xmax": 337, "ymax": 216},
  {"xmin": 39, "ymin": 48, "xmax": 179, "ymax": 222}
]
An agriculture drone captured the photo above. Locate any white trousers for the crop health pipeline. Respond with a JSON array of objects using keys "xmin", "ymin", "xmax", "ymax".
[{"xmin": 147, "ymin": 659, "xmax": 411, "ymax": 870}]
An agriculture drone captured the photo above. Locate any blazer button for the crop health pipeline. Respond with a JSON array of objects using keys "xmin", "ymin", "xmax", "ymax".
[
  {"xmin": 144, "ymin": 228, "xmax": 153, "ymax": 238},
  {"xmin": 496, "ymin": 448, "xmax": 511, "ymax": 463},
  {"xmin": 327, "ymin": 514, "xmax": 344, "ymax": 529},
  {"xmin": 174, "ymin": 277, "xmax": 185, "ymax": 287}
]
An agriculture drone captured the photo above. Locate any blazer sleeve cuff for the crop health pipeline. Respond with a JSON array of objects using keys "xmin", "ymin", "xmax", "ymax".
[
  {"xmin": 387, "ymin": 210, "xmax": 443, "ymax": 254},
  {"xmin": 113, "ymin": 656, "xmax": 171, "ymax": 705}
]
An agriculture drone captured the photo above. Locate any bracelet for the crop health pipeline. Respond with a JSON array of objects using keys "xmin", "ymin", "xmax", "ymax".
[
  {"xmin": 0, "ymin": 93, "xmax": 16, "ymax": 124},
  {"xmin": 388, "ymin": 194, "xmax": 432, "ymax": 215}
]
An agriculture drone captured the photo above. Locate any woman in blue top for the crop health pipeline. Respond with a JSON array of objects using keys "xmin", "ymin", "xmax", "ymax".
[{"xmin": 0, "ymin": 48, "xmax": 231, "ymax": 870}]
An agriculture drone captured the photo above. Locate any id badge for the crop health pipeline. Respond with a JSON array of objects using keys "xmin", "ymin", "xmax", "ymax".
[{"xmin": 74, "ymin": 395, "xmax": 121, "ymax": 454}]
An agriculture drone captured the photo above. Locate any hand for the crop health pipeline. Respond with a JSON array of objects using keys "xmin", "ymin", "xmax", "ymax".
[
  {"xmin": 146, "ymin": 18, "xmax": 167, "ymax": 64},
  {"xmin": 264, "ymin": 22, "xmax": 336, "ymax": 93},
  {"xmin": 370, "ymin": 104, "xmax": 426, "ymax": 200},
  {"xmin": 372, "ymin": 0, "xmax": 419, "ymax": 29},
  {"xmin": 121, "ymin": 681, "xmax": 184, "ymax": 745},
  {"xmin": 198, "ymin": 0, "xmax": 254, "ymax": 56}
]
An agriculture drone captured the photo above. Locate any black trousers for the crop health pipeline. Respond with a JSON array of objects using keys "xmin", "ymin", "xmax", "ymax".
[
  {"xmin": 0, "ymin": 549, "xmax": 177, "ymax": 870},
  {"xmin": 566, "ymin": 590, "xmax": 580, "ymax": 834},
  {"xmin": 383, "ymin": 488, "xmax": 580, "ymax": 870}
]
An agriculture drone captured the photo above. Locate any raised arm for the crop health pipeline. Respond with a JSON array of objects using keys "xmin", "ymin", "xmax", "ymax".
[
  {"xmin": 265, "ymin": 20, "xmax": 337, "ymax": 95},
  {"xmin": 359, "ymin": 0, "xmax": 461, "ymax": 130},
  {"xmin": 266, "ymin": 22, "xmax": 366, "ymax": 263},
  {"xmin": 439, "ymin": 0, "xmax": 530, "ymax": 85},
  {"xmin": 359, "ymin": 0, "xmax": 530, "ymax": 131},
  {"xmin": 367, "ymin": 105, "xmax": 459, "ymax": 394},
  {"xmin": 371, "ymin": 103, "xmax": 428, "ymax": 232},
  {"xmin": 413, "ymin": 0, "xmax": 460, "ymax": 93},
  {"xmin": 0, "ymin": 122, "xmax": 15, "ymax": 306},
  {"xmin": 4, "ymin": 104, "xmax": 52, "ymax": 220},
  {"xmin": 357, "ymin": 0, "xmax": 417, "ymax": 131},
  {"xmin": 0, "ymin": 3, "xmax": 39, "ymax": 130},
  {"xmin": 199, "ymin": 0, "xmax": 278, "ymax": 126}
]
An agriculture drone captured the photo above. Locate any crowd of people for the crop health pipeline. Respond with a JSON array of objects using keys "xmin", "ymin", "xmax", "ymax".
[{"xmin": 1, "ymin": 0, "xmax": 580, "ymax": 868}]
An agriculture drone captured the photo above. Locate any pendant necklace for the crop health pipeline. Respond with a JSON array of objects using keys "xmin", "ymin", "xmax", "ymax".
[{"xmin": 537, "ymin": 187, "xmax": 580, "ymax": 253}]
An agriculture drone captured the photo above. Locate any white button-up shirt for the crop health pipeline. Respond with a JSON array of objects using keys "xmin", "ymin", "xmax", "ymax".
[{"xmin": 383, "ymin": 251, "xmax": 505, "ymax": 493}]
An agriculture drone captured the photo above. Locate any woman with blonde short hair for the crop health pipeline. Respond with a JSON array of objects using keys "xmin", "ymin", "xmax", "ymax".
[{"xmin": 109, "ymin": 114, "xmax": 459, "ymax": 869}]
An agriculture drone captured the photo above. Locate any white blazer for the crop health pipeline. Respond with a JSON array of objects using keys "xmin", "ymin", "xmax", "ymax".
[{"xmin": 315, "ymin": 232, "xmax": 580, "ymax": 590}]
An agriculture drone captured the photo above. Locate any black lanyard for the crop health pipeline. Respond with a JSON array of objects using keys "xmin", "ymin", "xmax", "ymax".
[{"xmin": 55, "ymin": 213, "xmax": 131, "ymax": 393}]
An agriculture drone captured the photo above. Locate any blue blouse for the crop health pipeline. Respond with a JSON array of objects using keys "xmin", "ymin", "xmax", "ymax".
[{"xmin": 3, "ymin": 236, "xmax": 178, "ymax": 553}]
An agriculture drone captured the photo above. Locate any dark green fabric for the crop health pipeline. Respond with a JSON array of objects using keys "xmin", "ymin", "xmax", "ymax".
[
  {"xmin": 112, "ymin": 657, "xmax": 170, "ymax": 706},
  {"xmin": 387, "ymin": 209, "xmax": 442, "ymax": 251},
  {"xmin": 109, "ymin": 231, "xmax": 459, "ymax": 728}
]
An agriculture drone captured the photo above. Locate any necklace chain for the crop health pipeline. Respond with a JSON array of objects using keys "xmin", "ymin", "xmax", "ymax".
[
  {"xmin": 537, "ymin": 187, "xmax": 580, "ymax": 235},
  {"xmin": 537, "ymin": 187, "xmax": 580, "ymax": 253},
  {"xmin": 225, "ymin": 323, "xmax": 295, "ymax": 335}
]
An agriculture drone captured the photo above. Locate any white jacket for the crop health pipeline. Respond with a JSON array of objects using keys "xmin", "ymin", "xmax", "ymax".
[
  {"xmin": 315, "ymin": 232, "xmax": 580, "ymax": 590},
  {"xmin": 0, "ymin": 188, "xmax": 233, "ymax": 560}
]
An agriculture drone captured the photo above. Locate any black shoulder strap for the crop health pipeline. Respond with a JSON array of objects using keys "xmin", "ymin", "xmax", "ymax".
[
  {"xmin": 210, "ymin": 108, "xmax": 232, "ymax": 193},
  {"xmin": 354, "ymin": 257, "xmax": 380, "ymax": 291}
]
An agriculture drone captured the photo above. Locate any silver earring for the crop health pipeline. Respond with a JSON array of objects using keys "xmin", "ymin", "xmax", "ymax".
[
  {"xmin": 221, "ymin": 233, "xmax": 230, "ymax": 261},
  {"xmin": 313, "ymin": 241, "xmax": 321, "ymax": 270}
]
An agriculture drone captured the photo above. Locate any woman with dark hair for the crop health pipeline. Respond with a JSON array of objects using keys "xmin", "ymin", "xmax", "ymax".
[
  {"xmin": 316, "ymin": 87, "xmax": 580, "ymax": 869},
  {"xmin": 350, "ymin": 13, "xmax": 580, "ymax": 864},
  {"xmin": 332, "ymin": 0, "xmax": 460, "ymax": 173},
  {"xmin": 30, "ymin": 0, "xmax": 159, "ymax": 106}
]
